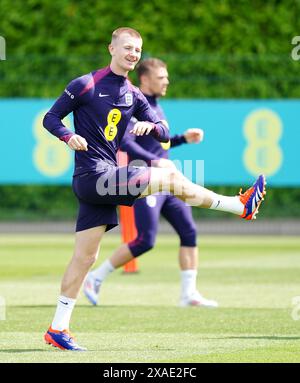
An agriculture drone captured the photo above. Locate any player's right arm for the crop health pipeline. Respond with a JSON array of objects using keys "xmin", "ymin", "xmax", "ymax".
[
  {"xmin": 120, "ymin": 118, "xmax": 161, "ymax": 164},
  {"xmin": 132, "ymin": 90, "xmax": 170, "ymax": 143},
  {"xmin": 121, "ymin": 119, "xmax": 176, "ymax": 169},
  {"xmin": 43, "ymin": 76, "xmax": 90, "ymax": 151}
]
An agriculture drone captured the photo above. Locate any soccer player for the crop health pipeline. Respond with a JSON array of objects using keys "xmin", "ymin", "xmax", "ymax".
[
  {"xmin": 84, "ymin": 57, "xmax": 218, "ymax": 308},
  {"xmin": 43, "ymin": 27, "xmax": 266, "ymax": 351}
]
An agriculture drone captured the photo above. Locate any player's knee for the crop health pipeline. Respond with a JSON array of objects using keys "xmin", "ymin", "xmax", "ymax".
[
  {"xmin": 74, "ymin": 249, "xmax": 99, "ymax": 267},
  {"xmin": 180, "ymin": 225, "xmax": 197, "ymax": 247},
  {"xmin": 168, "ymin": 168, "xmax": 178, "ymax": 183},
  {"xmin": 129, "ymin": 237, "xmax": 155, "ymax": 257},
  {"xmin": 167, "ymin": 168, "xmax": 184, "ymax": 191}
]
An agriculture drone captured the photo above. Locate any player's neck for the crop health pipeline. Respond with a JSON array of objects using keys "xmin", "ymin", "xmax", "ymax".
[
  {"xmin": 140, "ymin": 86, "xmax": 156, "ymax": 99},
  {"xmin": 140, "ymin": 85, "xmax": 158, "ymax": 100},
  {"xmin": 142, "ymin": 92, "xmax": 158, "ymax": 106},
  {"xmin": 109, "ymin": 63, "xmax": 128, "ymax": 78}
]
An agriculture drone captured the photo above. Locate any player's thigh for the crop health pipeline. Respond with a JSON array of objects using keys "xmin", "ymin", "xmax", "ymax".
[
  {"xmin": 74, "ymin": 225, "xmax": 106, "ymax": 258},
  {"xmin": 161, "ymin": 195, "xmax": 196, "ymax": 236},
  {"xmin": 133, "ymin": 194, "xmax": 165, "ymax": 236},
  {"xmin": 73, "ymin": 166, "xmax": 151, "ymax": 206},
  {"xmin": 140, "ymin": 167, "xmax": 176, "ymax": 197},
  {"xmin": 75, "ymin": 198, "xmax": 118, "ymax": 233}
]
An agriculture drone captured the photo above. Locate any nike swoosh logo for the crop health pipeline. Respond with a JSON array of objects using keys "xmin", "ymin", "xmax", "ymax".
[
  {"xmin": 59, "ymin": 301, "xmax": 68, "ymax": 305},
  {"xmin": 99, "ymin": 93, "xmax": 109, "ymax": 97}
]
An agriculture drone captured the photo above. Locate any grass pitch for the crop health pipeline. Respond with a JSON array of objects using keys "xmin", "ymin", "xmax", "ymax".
[{"xmin": 0, "ymin": 233, "xmax": 300, "ymax": 363}]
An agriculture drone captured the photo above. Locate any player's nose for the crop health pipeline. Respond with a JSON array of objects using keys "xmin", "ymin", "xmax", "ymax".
[{"xmin": 128, "ymin": 53, "xmax": 138, "ymax": 61}]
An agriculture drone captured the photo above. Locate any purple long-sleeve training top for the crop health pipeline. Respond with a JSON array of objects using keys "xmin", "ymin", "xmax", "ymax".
[
  {"xmin": 120, "ymin": 94, "xmax": 186, "ymax": 163},
  {"xmin": 43, "ymin": 66, "xmax": 169, "ymax": 175}
]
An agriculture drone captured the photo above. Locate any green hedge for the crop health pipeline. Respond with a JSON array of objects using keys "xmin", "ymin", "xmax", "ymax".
[
  {"xmin": 0, "ymin": 0, "xmax": 299, "ymax": 219},
  {"xmin": 1, "ymin": 0, "xmax": 300, "ymax": 97},
  {"xmin": 0, "ymin": 185, "xmax": 299, "ymax": 221}
]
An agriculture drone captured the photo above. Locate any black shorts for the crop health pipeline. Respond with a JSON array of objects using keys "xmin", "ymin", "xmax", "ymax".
[{"xmin": 72, "ymin": 165, "xmax": 151, "ymax": 232}]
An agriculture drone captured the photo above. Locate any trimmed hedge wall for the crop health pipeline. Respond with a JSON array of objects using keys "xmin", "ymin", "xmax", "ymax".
[
  {"xmin": 0, "ymin": 0, "xmax": 299, "ymax": 220},
  {"xmin": 0, "ymin": 185, "xmax": 299, "ymax": 221},
  {"xmin": 1, "ymin": 0, "xmax": 300, "ymax": 98}
]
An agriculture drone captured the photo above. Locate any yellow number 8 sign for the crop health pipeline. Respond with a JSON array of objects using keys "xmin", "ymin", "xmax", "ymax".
[
  {"xmin": 243, "ymin": 108, "xmax": 283, "ymax": 177},
  {"xmin": 33, "ymin": 110, "xmax": 72, "ymax": 177}
]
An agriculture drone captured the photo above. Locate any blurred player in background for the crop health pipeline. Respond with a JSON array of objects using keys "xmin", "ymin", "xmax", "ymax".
[
  {"xmin": 84, "ymin": 58, "xmax": 218, "ymax": 308},
  {"xmin": 43, "ymin": 27, "xmax": 266, "ymax": 351}
]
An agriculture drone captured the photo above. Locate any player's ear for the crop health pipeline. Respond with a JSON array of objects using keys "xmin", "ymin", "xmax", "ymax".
[
  {"xmin": 140, "ymin": 73, "xmax": 150, "ymax": 86},
  {"xmin": 108, "ymin": 43, "xmax": 114, "ymax": 56}
]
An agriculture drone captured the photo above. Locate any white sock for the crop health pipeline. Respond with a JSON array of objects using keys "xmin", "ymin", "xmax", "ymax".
[
  {"xmin": 181, "ymin": 269, "xmax": 197, "ymax": 298},
  {"xmin": 51, "ymin": 295, "xmax": 76, "ymax": 331},
  {"xmin": 91, "ymin": 259, "xmax": 115, "ymax": 284},
  {"xmin": 210, "ymin": 194, "xmax": 244, "ymax": 215}
]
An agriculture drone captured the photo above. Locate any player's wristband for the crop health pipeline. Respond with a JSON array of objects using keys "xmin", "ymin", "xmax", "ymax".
[{"xmin": 60, "ymin": 133, "xmax": 74, "ymax": 144}]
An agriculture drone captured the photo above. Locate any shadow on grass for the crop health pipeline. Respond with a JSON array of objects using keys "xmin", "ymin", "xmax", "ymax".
[
  {"xmin": 0, "ymin": 349, "xmax": 47, "ymax": 353},
  {"xmin": 11, "ymin": 305, "xmax": 171, "ymax": 309},
  {"xmin": 9, "ymin": 305, "xmax": 111, "ymax": 309},
  {"xmin": 10, "ymin": 305, "xmax": 57, "ymax": 309},
  {"xmin": 223, "ymin": 336, "xmax": 300, "ymax": 340}
]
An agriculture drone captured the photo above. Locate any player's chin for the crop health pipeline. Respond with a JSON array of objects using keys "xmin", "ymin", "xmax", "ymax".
[
  {"xmin": 125, "ymin": 61, "xmax": 137, "ymax": 71},
  {"xmin": 160, "ymin": 89, "xmax": 167, "ymax": 97}
]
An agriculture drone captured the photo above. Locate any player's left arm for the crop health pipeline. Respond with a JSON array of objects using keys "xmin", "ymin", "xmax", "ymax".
[
  {"xmin": 170, "ymin": 134, "xmax": 186, "ymax": 148},
  {"xmin": 132, "ymin": 91, "xmax": 169, "ymax": 143},
  {"xmin": 120, "ymin": 118, "xmax": 161, "ymax": 163},
  {"xmin": 171, "ymin": 128, "xmax": 204, "ymax": 148}
]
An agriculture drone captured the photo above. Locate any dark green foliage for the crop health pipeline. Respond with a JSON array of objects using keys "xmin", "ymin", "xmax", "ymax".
[
  {"xmin": 1, "ymin": 0, "xmax": 300, "ymax": 97},
  {"xmin": 0, "ymin": 184, "xmax": 299, "ymax": 220},
  {"xmin": 0, "ymin": 0, "xmax": 299, "ymax": 219},
  {"xmin": 0, "ymin": 185, "xmax": 77, "ymax": 220}
]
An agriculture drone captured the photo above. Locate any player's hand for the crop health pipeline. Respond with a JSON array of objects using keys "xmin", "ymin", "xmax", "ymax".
[
  {"xmin": 184, "ymin": 128, "xmax": 204, "ymax": 143},
  {"xmin": 151, "ymin": 158, "xmax": 177, "ymax": 169},
  {"xmin": 67, "ymin": 134, "xmax": 88, "ymax": 151},
  {"xmin": 130, "ymin": 121, "xmax": 154, "ymax": 136}
]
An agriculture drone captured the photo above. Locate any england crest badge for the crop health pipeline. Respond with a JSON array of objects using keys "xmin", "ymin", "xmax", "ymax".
[{"xmin": 125, "ymin": 93, "xmax": 133, "ymax": 106}]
